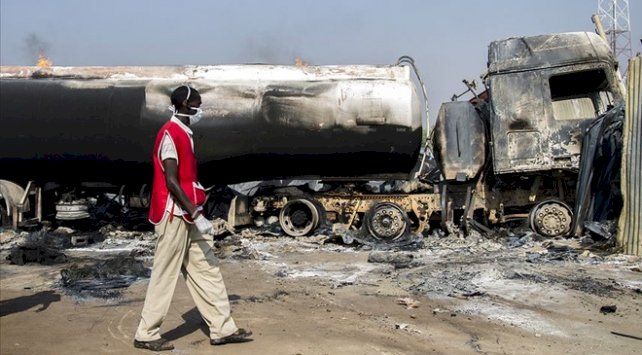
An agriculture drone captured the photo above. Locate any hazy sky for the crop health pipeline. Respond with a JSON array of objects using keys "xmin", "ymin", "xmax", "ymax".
[{"xmin": 1, "ymin": 0, "xmax": 640, "ymax": 119}]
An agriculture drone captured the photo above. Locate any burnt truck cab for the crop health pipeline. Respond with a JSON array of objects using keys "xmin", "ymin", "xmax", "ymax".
[
  {"xmin": 486, "ymin": 31, "xmax": 623, "ymax": 174},
  {"xmin": 433, "ymin": 32, "xmax": 624, "ymax": 237}
]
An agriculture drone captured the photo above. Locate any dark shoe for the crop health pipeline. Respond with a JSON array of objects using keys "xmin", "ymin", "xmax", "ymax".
[
  {"xmin": 210, "ymin": 328, "xmax": 253, "ymax": 345},
  {"xmin": 133, "ymin": 338, "xmax": 175, "ymax": 351}
]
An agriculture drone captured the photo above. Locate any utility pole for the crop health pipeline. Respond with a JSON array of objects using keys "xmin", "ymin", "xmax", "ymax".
[{"xmin": 597, "ymin": 0, "xmax": 633, "ymax": 76}]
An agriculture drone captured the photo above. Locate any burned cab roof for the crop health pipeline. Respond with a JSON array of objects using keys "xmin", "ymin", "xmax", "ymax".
[{"xmin": 488, "ymin": 32, "xmax": 615, "ymax": 74}]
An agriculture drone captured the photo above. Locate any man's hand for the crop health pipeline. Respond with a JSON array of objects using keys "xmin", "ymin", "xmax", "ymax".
[
  {"xmin": 194, "ymin": 214, "xmax": 213, "ymax": 234},
  {"xmin": 163, "ymin": 159, "xmax": 199, "ymax": 217}
]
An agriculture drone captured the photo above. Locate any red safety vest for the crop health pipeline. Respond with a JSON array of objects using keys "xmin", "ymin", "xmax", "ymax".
[{"xmin": 148, "ymin": 119, "xmax": 206, "ymax": 224}]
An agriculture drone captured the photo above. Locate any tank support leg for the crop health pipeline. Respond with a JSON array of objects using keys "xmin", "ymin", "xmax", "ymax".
[{"xmin": 5, "ymin": 181, "xmax": 41, "ymax": 229}]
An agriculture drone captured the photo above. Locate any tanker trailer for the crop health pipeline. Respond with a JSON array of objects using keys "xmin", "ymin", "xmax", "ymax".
[
  {"xmin": 0, "ymin": 61, "xmax": 430, "ymax": 238},
  {"xmin": 432, "ymin": 32, "xmax": 625, "ymax": 237}
]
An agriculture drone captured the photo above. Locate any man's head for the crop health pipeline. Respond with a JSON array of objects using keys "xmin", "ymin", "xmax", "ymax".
[
  {"xmin": 171, "ymin": 85, "xmax": 201, "ymax": 112},
  {"xmin": 171, "ymin": 85, "xmax": 203, "ymax": 125}
]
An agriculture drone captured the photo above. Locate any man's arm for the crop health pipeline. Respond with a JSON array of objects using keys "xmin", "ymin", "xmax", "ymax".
[{"xmin": 162, "ymin": 158, "xmax": 200, "ymax": 218}]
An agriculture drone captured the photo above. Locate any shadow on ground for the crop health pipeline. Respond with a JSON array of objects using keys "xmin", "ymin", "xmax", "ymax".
[{"xmin": 0, "ymin": 290, "xmax": 60, "ymax": 317}]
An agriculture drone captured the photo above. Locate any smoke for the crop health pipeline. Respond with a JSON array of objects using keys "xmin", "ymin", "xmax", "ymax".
[
  {"xmin": 240, "ymin": 34, "xmax": 311, "ymax": 65},
  {"xmin": 243, "ymin": 36, "xmax": 280, "ymax": 63},
  {"xmin": 23, "ymin": 33, "xmax": 50, "ymax": 60}
]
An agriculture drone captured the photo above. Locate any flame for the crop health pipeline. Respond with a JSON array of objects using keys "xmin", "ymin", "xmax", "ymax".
[
  {"xmin": 294, "ymin": 57, "xmax": 308, "ymax": 67},
  {"xmin": 36, "ymin": 53, "xmax": 52, "ymax": 69}
]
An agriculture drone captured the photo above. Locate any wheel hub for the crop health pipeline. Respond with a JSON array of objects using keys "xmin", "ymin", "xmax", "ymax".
[
  {"xmin": 290, "ymin": 209, "xmax": 310, "ymax": 227},
  {"xmin": 368, "ymin": 203, "xmax": 407, "ymax": 241},
  {"xmin": 529, "ymin": 201, "xmax": 573, "ymax": 237}
]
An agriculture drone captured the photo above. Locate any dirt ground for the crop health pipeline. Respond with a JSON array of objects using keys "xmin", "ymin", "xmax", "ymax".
[{"xmin": 1, "ymin": 226, "xmax": 641, "ymax": 355}]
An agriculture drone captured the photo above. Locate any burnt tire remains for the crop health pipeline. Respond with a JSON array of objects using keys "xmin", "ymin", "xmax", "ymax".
[{"xmin": 279, "ymin": 198, "xmax": 321, "ymax": 237}]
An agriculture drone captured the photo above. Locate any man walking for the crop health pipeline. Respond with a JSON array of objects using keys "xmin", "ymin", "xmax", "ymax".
[{"xmin": 134, "ymin": 85, "xmax": 251, "ymax": 351}]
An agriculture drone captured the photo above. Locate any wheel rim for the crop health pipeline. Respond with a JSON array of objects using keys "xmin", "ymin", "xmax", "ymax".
[
  {"xmin": 279, "ymin": 199, "xmax": 320, "ymax": 237},
  {"xmin": 528, "ymin": 200, "xmax": 573, "ymax": 237},
  {"xmin": 366, "ymin": 202, "xmax": 408, "ymax": 241}
]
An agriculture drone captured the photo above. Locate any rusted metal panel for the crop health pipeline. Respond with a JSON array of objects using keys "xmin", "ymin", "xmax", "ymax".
[
  {"xmin": 618, "ymin": 56, "xmax": 641, "ymax": 256},
  {"xmin": 433, "ymin": 101, "xmax": 486, "ymax": 181},
  {"xmin": 572, "ymin": 103, "xmax": 624, "ymax": 237},
  {"xmin": 0, "ymin": 64, "xmax": 423, "ymax": 185}
]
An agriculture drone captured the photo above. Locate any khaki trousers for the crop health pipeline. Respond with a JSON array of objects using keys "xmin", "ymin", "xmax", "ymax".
[{"xmin": 135, "ymin": 214, "xmax": 238, "ymax": 341}]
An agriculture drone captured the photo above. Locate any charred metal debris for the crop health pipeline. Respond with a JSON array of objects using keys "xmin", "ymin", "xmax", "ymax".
[{"xmin": 59, "ymin": 255, "xmax": 150, "ymax": 299}]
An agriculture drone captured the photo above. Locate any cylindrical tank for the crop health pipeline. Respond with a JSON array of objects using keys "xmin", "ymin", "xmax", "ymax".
[{"xmin": 0, "ymin": 65, "xmax": 423, "ymax": 185}]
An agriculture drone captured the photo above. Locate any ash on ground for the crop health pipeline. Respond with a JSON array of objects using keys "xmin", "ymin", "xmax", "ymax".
[
  {"xmin": 1, "ymin": 225, "xmax": 157, "ymax": 300},
  {"xmin": 2, "ymin": 221, "xmax": 640, "ymax": 314},
  {"xmin": 59, "ymin": 254, "xmax": 150, "ymax": 299}
]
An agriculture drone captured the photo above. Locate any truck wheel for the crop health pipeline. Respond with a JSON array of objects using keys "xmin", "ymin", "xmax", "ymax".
[
  {"xmin": 365, "ymin": 202, "xmax": 410, "ymax": 242},
  {"xmin": 528, "ymin": 200, "xmax": 573, "ymax": 237},
  {"xmin": 279, "ymin": 198, "xmax": 321, "ymax": 237}
]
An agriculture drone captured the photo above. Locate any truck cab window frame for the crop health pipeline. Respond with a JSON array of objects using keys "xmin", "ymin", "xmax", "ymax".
[{"xmin": 549, "ymin": 68, "xmax": 613, "ymax": 120}]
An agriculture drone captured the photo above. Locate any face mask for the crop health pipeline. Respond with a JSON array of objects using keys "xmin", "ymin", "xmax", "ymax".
[
  {"xmin": 172, "ymin": 107, "xmax": 203, "ymax": 125},
  {"xmin": 187, "ymin": 107, "xmax": 203, "ymax": 125}
]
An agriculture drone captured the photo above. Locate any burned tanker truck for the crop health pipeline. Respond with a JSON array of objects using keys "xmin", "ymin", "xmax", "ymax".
[
  {"xmin": 0, "ymin": 59, "xmax": 426, "ymax": 236},
  {"xmin": 0, "ymin": 31, "xmax": 623, "ymax": 245}
]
